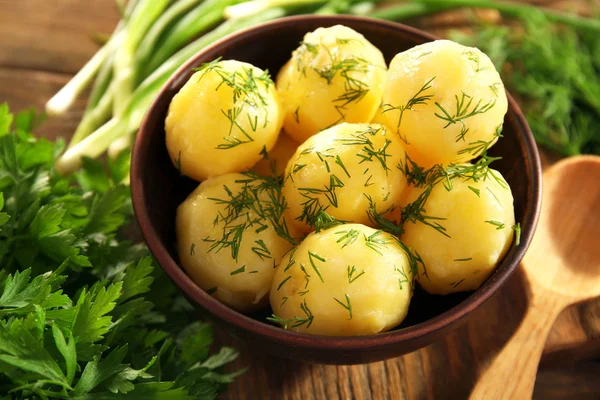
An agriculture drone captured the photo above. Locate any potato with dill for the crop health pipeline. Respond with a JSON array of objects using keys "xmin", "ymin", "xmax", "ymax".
[
  {"xmin": 401, "ymin": 165, "xmax": 516, "ymax": 295},
  {"xmin": 270, "ymin": 224, "xmax": 415, "ymax": 336},
  {"xmin": 276, "ymin": 25, "xmax": 387, "ymax": 143},
  {"xmin": 282, "ymin": 123, "xmax": 408, "ymax": 232},
  {"xmin": 176, "ymin": 172, "xmax": 298, "ymax": 312},
  {"xmin": 377, "ymin": 40, "xmax": 508, "ymax": 167},
  {"xmin": 166, "ymin": 59, "xmax": 283, "ymax": 181}
]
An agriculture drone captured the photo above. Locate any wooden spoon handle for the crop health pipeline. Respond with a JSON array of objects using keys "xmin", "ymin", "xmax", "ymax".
[{"xmin": 469, "ymin": 291, "xmax": 567, "ymax": 400}]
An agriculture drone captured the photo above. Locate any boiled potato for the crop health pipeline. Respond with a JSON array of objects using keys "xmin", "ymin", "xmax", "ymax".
[
  {"xmin": 166, "ymin": 60, "xmax": 283, "ymax": 181},
  {"xmin": 378, "ymin": 40, "xmax": 508, "ymax": 167},
  {"xmin": 401, "ymin": 168, "xmax": 515, "ymax": 295},
  {"xmin": 176, "ymin": 173, "xmax": 297, "ymax": 312},
  {"xmin": 252, "ymin": 133, "xmax": 299, "ymax": 177},
  {"xmin": 283, "ymin": 123, "xmax": 408, "ymax": 232},
  {"xmin": 276, "ymin": 25, "xmax": 387, "ymax": 143},
  {"xmin": 270, "ymin": 224, "xmax": 414, "ymax": 335}
]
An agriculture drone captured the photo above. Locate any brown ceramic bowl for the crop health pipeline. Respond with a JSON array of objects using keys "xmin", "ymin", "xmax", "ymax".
[{"xmin": 131, "ymin": 15, "xmax": 542, "ymax": 365}]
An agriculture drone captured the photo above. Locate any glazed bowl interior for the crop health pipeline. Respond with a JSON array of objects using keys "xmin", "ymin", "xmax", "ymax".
[{"xmin": 131, "ymin": 15, "xmax": 541, "ymax": 364}]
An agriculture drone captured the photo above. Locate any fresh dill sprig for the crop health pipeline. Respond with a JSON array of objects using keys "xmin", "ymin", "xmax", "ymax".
[
  {"xmin": 347, "ymin": 265, "xmax": 365, "ymax": 283},
  {"xmin": 335, "ymin": 125, "xmax": 392, "ymax": 174},
  {"xmin": 394, "ymin": 264, "xmax": 411, "ymax": 291},
  {"xmin": 308, "ymin": 251, "xmax": 326, "ymax": 283},
  {"xmin": 335, "ymin": 228, "xmax": 361, "ymax": 248},
  {"xmin": 203, "ymin": 170, "xmax": 299, "ymax": 263},
  {"xmin": 363, "ymin": 230, "xmax": 392, "ymax": 255},
  {"xmin": 434, "ymin": 92, "xmax": 496, "ymax": 128},
  {"xmin": 268, "ymin": 300, "xmax": 314, "ymax": 329},
  {"xmin": 485, "ymin": 220, "xmax": 505, "ymax": 230},
  {"xmin": 382, "ymin": 77, "xmax": 435, "ymax": 143},
  {"xmin": 401, "ymin": 186, "xmax": 451, "ymax": 238},
  {"xmin": 230, "ymin": 265, "xmax": 246, "ymax": 275},
  {"xmin": 512, "ymin": 223, "xmax": 522, "ymax": 246},
  {"xmin": 333, "ymin": 294, "xmax": 353, "ymax": 320}
]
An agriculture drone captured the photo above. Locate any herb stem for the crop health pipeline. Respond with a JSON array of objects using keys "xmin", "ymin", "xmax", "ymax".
[{"xmin": 44, "ymin": 43, "xmax": 110, "ymax": 116}]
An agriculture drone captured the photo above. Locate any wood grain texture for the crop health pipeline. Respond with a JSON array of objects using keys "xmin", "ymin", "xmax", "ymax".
[{"xmin": 0, "ymin": 1, "xmax": 599, "ymax": 399}]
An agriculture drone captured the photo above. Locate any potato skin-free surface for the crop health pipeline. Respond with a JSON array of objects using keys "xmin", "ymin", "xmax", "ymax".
[
  {"xmin": 401, "ymin": 169, "xmax": 515, "ymax": 295},
  {"xmin": 378, "ymin": 40, "xmax": 508, "ymax": 167},
  {"xmin": 166, "ymin": 60, "xmax": 283, "ymax": 181},
  {"xmin": 283, "ymin": 123, "xmax": 408, "ymax": 232},
  {"xmin": 276, "ymin": 25, "xmax": 387, "ymax": 143},
  {"xmin": 270, "ymin": 224, "xmax": 414, "ymax": 336},
  {"xmin": 252, "ymin": 133, "xmax": 299, "ymax": 177},
  {"xmin": 176, "ymin": 173, "xmax": 296, "ymax": 312}
]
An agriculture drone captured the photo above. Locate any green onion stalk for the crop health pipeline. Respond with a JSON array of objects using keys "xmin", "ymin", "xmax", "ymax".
[
  {"xmin": 45, "ymin": 0, "xmax": 138, "ymax": 117},
  {"xmin": 112, "ymin": 0, "xmax": 170, "ymax": 115}
]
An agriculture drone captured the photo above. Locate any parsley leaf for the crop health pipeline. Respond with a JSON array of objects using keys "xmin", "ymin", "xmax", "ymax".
[{"xmin": 0, "ymin": 104, "xmax": 241, "ymax": 398}]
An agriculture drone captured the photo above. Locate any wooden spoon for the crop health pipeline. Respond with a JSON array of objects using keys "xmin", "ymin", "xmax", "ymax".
[{"xmin": 470, "ymin": 155, "xmax": 600, "ymax": 400}]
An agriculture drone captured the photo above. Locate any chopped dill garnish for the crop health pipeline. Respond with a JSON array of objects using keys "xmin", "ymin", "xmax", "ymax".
[
  {"xmin": 312, "ymin": 209, "xmax": 341, "ymax": 232},
  {"xmin": 394, "ymin": 265, "xmax": 411, "ymax": 291},
  {"xmin": 335, "ymin": 228, "xmax": 360, "ymax": 248},
  {"xmin": 204, "ymin": 170, "xmax": 299, "ymax": 262},
  {"xmin": 252, "ymin": 239, "xmax": 272, "ymax": 260},
  {"xmin": 335, "ymin": 155, "xmax": 351, "ymax": 178},
  {"xmin": 308, "ymin": 251, "xmax": 326, "ymax": 283},
  {"xmin": 363, "ymin": 230, "xmax": 391, "ymax": 255},
  {"xmin": 283, "ymin": 247, "xmax": 298, "ymax": 272},
  {"xmin": 512, "ymin": 223, "xmax": 522, "ymax": 246},
  {"xmin": 434, "ymin": 92, "xmax": 496, "ymax": 129},
  {"xmin": 401, "ymin": 186, "xmax": 450, "ymax": 238},
  {"xmin": 335, "ymin": 125, "xmax": 391, "ymax": 174},
  {"xmin": 277, "ymin": 276, "xmax": 292, "ymax": 291},
  {"xmin": 347, "ymin": 265, "xmax": 365, "ymax": 283},
  {"xmin": 454, "ymin": 257, "xmax": 473, "ymax": 262},
  {"xmin": 333, "ymin": 294, "xmax": 353, "ymax": 320},
  {"xmin": 450, "ymin": 279, "xmax": 465, "ymax": 288},
  {"xmin": 382, "ymin": 77, "xmax": 435, "ymax": 143},
  {"xmin": 230, "ymin": 265, "xmax": 246, "ymax": 275},
  {"xmin": 190, "ymin": 243, "xmax": 195, "ymax": 256},
  {"xmin": 468, "ymin": 186, "xmax": 481, "ymax": 197},
  {"xmin": 489, "ymin": 82, "xmax": 502, "ymax": 97},
  {"xmin": 485, "ymin": 220, "xmax": 505, "ymax": 230},
  {"xmin": 268, "ymin": 300, "xmax": 314, "ymax": 329},
  {"xmin": 176, "ymin": 151, "xmax": 182, "ymax": 175}
]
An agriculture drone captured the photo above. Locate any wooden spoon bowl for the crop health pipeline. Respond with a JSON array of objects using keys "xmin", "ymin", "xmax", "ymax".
[
  {"xmin": 131, "ymin": 15, "xmax": 542, "ymax": 364},
  {"xmin": 471, "ymin": 155, "xmax": 600, "ymax": 399}
]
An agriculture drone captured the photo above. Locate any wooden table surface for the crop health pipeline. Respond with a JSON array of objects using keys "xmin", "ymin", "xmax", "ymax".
[{"xmin": 1, "ymin": 1, "xmax": 599, "ymax": 399}]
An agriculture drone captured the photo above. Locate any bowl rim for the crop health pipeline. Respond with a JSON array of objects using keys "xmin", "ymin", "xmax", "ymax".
[{"xmin": 131, "ymin": 14, "xmax": 542, "ymax": 350}]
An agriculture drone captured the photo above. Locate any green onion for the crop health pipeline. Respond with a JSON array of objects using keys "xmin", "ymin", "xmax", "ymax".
[
  {"xmin": 135, "ymin": 0, "xmax": 205, "ymax": 76},
  {"xmin": 112, "ymin": 0, "xmax": 170, "ymax": 115},
  {"xmin": 140, "ymin": 0, "xmax": 242, "ymax": 81}
]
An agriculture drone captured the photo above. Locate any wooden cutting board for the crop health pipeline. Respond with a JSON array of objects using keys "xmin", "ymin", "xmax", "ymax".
[{"xmin": 0, "ymin": 0, "xmax": 599, "ymax": 398}]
